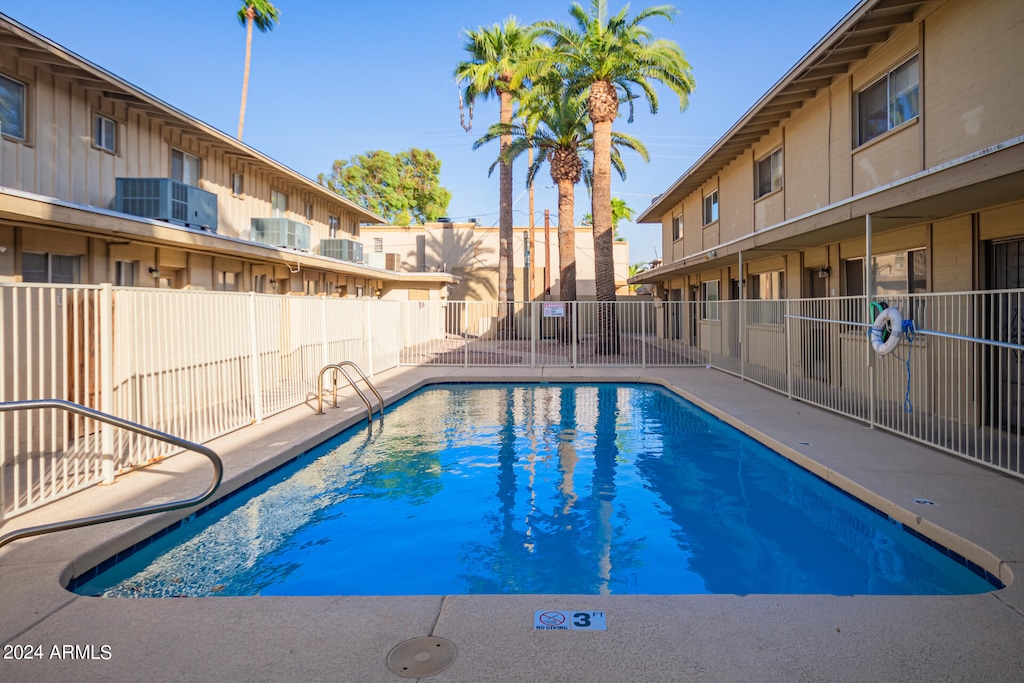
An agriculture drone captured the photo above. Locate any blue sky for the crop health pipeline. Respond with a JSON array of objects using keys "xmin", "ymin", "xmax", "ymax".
[{"xmin": 2, "ymin": 0, "xmax": 854, "ymax": 265}]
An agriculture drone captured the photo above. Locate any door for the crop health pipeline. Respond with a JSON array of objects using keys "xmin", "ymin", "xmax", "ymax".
[
  {"xmin": 802, "ymin": 268, "xmax": 830, "ymax": 382},
  {"xmin": 986, "ymin": 238, "xmax": 1022, "ymax": 431}
]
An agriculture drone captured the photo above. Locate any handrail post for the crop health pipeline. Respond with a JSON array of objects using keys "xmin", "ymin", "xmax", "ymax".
[{"xmin": 100, "ymin": 283, "xmax": 114, "ymax": 483}]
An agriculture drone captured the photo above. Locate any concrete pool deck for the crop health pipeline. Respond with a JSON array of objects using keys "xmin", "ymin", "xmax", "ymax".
[{"xmin": 1, "ymin": 366, "xmax": 1023, "ymax": 682}]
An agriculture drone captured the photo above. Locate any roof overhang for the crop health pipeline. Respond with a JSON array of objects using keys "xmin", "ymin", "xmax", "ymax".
[
  {"xmin": 0, "ymin": 187, "xmax": 457, "ymax": 286},
  {"xmin": 0, "ymin": 13, "xmax": 385, "ymax": 225},
  {"xmin": 637, "ymin": 0, "xmax": 929, "ymax": 224},
  {"xmin": 633, "ymin": 136, "xmax": 1024, "ymax": 283}
]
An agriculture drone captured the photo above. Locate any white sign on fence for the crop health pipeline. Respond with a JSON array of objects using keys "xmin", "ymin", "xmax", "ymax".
[{"xmin": 542, "ymin": 303, "xmax": 566, "ymax": 318}]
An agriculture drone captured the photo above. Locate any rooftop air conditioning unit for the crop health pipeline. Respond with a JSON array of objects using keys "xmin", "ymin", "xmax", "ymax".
[
  {"xmin": 319, "ymin": 238, "xmax": 364, "ymax": 263},
  {"xmin": 115, "ymin": 177, "xmax": 218, "ymax": 232},
  {"xmin": 366, "ymin": 252, "xmax": 401, "ymax": 270},
  {"xmin": 250, "ymin": 218, "xmax": 311, "ymax": 250}
]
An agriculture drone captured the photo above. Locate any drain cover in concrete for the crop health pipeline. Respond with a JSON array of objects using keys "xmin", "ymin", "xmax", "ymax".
[{"xmin": 386, "ymin": 636, "xmax": 457, "ymax": 678}]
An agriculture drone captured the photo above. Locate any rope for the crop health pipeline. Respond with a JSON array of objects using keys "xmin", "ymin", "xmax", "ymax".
[{"xmin": 901, "ymin": 319, "xmax": 916, "ymax": 413}]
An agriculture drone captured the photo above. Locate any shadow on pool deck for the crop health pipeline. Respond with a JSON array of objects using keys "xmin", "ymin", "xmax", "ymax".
[{"xmin": 1, "ymin": 366, "xmax": 1023, "ymax": 682}]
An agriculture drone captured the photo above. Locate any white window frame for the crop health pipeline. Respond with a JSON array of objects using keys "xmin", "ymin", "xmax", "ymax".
[
  {"xmin": 115, "ymin": 260, "xmax": 137, "ymax": 287},
  {"xmin": 0, "ymin": 72, "xmax": 26, "ymax": 141},
  {"xmin": 671, "ymin": 214, "xmax": 682, "ymax": 242},
  {"xmin": 304, "ymin": 202, "xmax": 314, "ymax": 222},
  {"xmin": 232, "ymin": 172, "xmax": 244, "ymax": 197},
  {"xmin": 755, "ymin": 149, "xmax": 783, "ymax": 199},
  {"xmin": 271, "ymin": 189, "xmax": 288, "ymax": 217},
  {"xmin": 328, "ymin": 214, "xmax": 339, "ymax": 238},
  {"xmin": 217, "ymin": 270, "xmax": 238, "ymax": 292},
  {"xmin": 701, "ymin": 280, "xmax": 720, "ymax": 321},
  {"xmin": 702, "ymin": 190, "xmax": 719, "ymax": 226},
  {"xmin": 857, "ymin": 55, "xmax": 919, "ymax": 146},
  {"xmin": 171, "ymin": 148, "xmax": 201, "ymax": 187},
  {"xmin": 93, "ymin": 113, "xmax": 116, "ymax": 153}
]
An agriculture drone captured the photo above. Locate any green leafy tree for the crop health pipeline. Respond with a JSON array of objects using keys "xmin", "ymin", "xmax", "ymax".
[
  {"xmin": 584, "ymin": 197, "xmax": 635, "ymax": 240},
  {"xmin": 236, "ymin": 0, "xmax": 280, "ymax": 141},
  {"xmin": 455, "ymin": 18, "xmax": 542, "ymax": 317},
  {"xmin": 627, "ymin": 261, "xmax": 648, "ymax": 292},
  {"xmin": 318, "ymin": 149, "xmax": 452, "ymax": 226},
  {"xmin": 537, "ymin": 0, "xmax": 695, "ymax": 353}
]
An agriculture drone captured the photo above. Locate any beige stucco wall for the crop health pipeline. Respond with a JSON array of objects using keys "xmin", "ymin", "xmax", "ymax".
[
  {"xmin": 360, "ymin": 223, "xmax": 631, "ymax": 301},
  {"xmin": 923, "ymin": 0, "xmax": 1024, "ymax": 166},
  {"xmin": 0, "ymin": 49, "xmax": 364, "ymax": 248},
  {"xmin": 648, "ymin": 0, "xmax": 1023, "ymax": 299}
]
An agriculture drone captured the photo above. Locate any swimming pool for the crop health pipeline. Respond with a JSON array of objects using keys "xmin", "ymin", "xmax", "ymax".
[{"xmin": 71, "ymin": 383, "xmax": 998, "ymax": 597}]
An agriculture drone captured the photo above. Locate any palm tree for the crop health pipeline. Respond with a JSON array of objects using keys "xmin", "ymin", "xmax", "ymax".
[
  {"xmin": 537, "ymin": 0, "xmax": 695, "ymax": 353},
  {"xmin": 627, "ymin": 261, "xmax": 649, "ymax": 292},
  {"xmin": 236, "ymin": 0, "xmax": 280, "ymax": 141},
  {"xmin": 476, "ymin": 88, "xmax": 647, "ymax": 342},
  {"xmin": 455, "ymin": 18, "xmax": 541, "ymax": 328}
]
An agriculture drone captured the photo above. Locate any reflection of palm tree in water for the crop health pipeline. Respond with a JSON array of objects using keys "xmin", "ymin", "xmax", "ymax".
[
  {"xmin": 592, "ymin": 385, "xmax": 618, "ymax": 594},
  {"xmin": 557, "ymin": 385, "xmax": 579, "ymax": 514}
]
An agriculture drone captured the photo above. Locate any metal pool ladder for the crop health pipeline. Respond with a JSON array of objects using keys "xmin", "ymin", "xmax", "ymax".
[
  {"xmin": 0, "ymin": 399, "xmax": 223, "ymax": 549},
  {"xmin": 317, "ymin": 361, "xmax": 384, "ymax": 426}
]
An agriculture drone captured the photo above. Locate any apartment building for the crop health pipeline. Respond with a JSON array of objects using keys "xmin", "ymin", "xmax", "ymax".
[
  {"xmin": 636, "ymin": 0, "xmax": 1023, "ymax": 431},
  {"xmin": 360, "ymin": 221, "xmax": 631, "ymax": 301},
  {"xmin": 0, "ymin": 13, "xmax": 454, "ymax": 300}
]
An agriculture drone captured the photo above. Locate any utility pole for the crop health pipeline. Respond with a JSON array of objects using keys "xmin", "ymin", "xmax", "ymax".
[
  {"xmin": 529, "ymin": 148, "xmax": 536, "ymax": 301},
  {"xmin": 544, "ymin": 209, "xmax": 552, "ymax": 298}
]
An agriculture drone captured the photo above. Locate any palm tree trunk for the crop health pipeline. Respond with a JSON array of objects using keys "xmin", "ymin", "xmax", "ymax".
[
  {"xmin": 591, "ymin": 117, "xmax": 619, "ymax": 354},
  {"xmin": 557, "ymin": 178, "xmax": 576, "ymax": 344},
  {"xmin": 498, "ymin": 89, "xmax": 514, "ymax": 334},
  {"xmin": 237, "ymin": 12, "xmax": 254, "ymax": 140}
]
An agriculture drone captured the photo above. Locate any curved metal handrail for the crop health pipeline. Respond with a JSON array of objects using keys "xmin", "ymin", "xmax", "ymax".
[
  {"xmin": 316, "ymin": 362, "xmax": 383, "ymax": 426},
  {"xmin": 0, "ymin": 399, "xmax": 223, "ymax": 549},
  {"xmin": 335, "ymin": 361, "xmax": 384, "ymax": 422},
  {"xmin": 317, "ymin": 364, "xmax": 373, "ymax": 423}
]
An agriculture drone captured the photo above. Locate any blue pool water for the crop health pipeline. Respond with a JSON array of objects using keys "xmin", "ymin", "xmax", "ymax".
[{"xmin": 72, "ymin": 383, "xmax": 998, "ymax": 597}]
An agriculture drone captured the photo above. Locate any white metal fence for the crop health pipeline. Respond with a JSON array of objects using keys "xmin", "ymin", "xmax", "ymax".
[
  {"xmin": 2, "ymin": 286, "xmax": 1021, "ymax": 519},
  {"xmin": 1, "ymin": 284, "xmax": 395, "ymax": 519}
]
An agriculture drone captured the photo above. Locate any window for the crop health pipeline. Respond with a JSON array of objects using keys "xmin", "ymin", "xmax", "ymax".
[
  {"xmin": 93, "ymin": 113, "xmax": 116, "ymax": 153},
  {"xmin": 756, "ymin": 149, "xmax": 783, "ymax": 198},
  {"xmin": 845, "ymin": 250, "xmax": 927, "ymax": 297},
  {"xmin": 171, "ymin": 148, "xmax": 200, "ymax": 187},
  {"xmin": 0, "ymin": 73, "xmax": 26, "ymax": 140},
  {"xmin": 271, "ymin": 190, "xmax": 288, "ymax": 217},
  {"xmin": 373, "ymin": 238, "xmax": 383, "ymax": 253},
  {"xmin": 22, "ymin": 253, "xmax": 81, "ymax": 283},
  {"xmin": 304, "ymin": 202, "xmax": 314, "ymax": 222},
  {"xmin": 253, "ymin": 274, "xmax": 267, "ymax": 293},
  {"xmin": 232, "ymin": 172, "xmax": 244, "ymax": 197},
  {"xmin": 701, "ymin": 280, "xmax": 720, "ymax": 321},
  {"xmin": 748, "ymin": 271, "xmax": 785, "ymax": 325},
  {"xmin": 328, "ymin": 215, "xmax": 339, "ymax": 237},
  {"xmin": 858, "ymin": 55, "xmax": 919, "ymax": 146},
  {"xmin": 702, "ymin": 190, "xmax": 719, "ymax": 225},
  {"xmin": 671, "ymin": 214, "xmax": 682, "ymax": 242},
  {"xmin": 115, "ymin": 260, "xmax": 137, "ymax": 286},
  {"xmin": 217, "ymin": 271, "xmax": 238, "ymax": 291}
]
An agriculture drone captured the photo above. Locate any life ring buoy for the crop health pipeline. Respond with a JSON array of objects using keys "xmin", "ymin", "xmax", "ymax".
[{"xmin": 870, "ymin": 306, "xmax": 903, "ymax": 355}]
